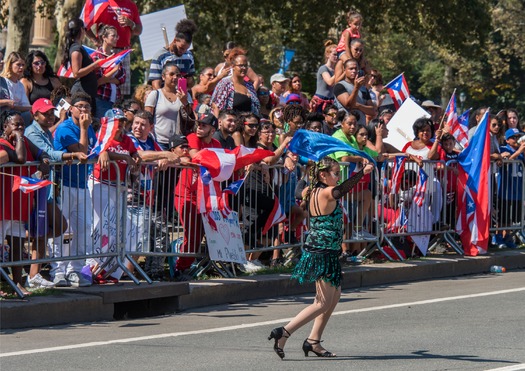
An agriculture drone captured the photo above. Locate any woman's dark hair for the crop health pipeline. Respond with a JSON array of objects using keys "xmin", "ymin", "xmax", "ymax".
[
  {"xmin": 71, "ymin": 92, "xmax": 92, "ymax": 106},
  {"xmin": 175, "ymin": 19, "xmax": 197, "ymax": 43},
  {"xmin": 306, "ymin": 112, "xmax": 324, "ymax": 129},
  {"xmin": 1, "ymin": 110, "xmax": 22, "ymax": 130},
  {"xmin": 507, "ymin": 108, "xmax": 520, "ymax": 126},
  {"xmin": 259, "ymin": 121, "xmax": 276, "ymax": 133},
  {"xmin": 412, "ymin": 117, "xmax": 434, "ymax": 139},
  {"xmin": 355, "ymin": 123, "xmax": 368, "ymax": 137},
  {"xmin": 24, "ymin": 50, "xmax": 56, "ymax": 79},
  {"xmin": 162, "ymin": 61, "xmax": 181, "ymax": 75},
  {"xmin": 367, "ymin": 118, "xmax": 381, "ymax": 142},
  {"xmin": 283, "ymin": 103, "xmax": 307, "ymax": 124},
  {"xmin": 237, "ymin": 113, "xmax": 260, "ymax": 148},
  {"xmin": 304, "ymin": 157, "xmax": 339, "ymax": 202},
  {"xmin": 62, "ymin": 18, "xmax": 85, "ymax": 67},
  {"xmin": 50, "ymin": 85, "xmax": 71, "ymax": 106}
]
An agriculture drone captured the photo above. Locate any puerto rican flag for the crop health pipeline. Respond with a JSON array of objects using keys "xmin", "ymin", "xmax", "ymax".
[
  {"xmin": 223, "ymin": 177, "xmax": 245, "ymax": 196},
  {"xmin": 445, "ymin": 91, "xmax": 470, "ymax": 149},
  {"xmin": 88, "ymin": 116, "xmax": 120, "ymax": 159},
  {"xmin": 230, "ymin": 146, "xmax": 274, "ymax": 171},
  {"xmin": 12, "ymin": 175, "xmax": 53, "ymax": 194},
  {"xmin": 197, "ymin": 166, "xmax": 226, "ymax": 213},
  {"xmin": 192, "ymin": 148, "xmax": 236, "ymax": 181},
  {"xmin": 57, "ymin": 46, "xmax": 131, "ymax": 78},
  {"xmin": 413, "ymin": 167, "xmax": 428, "ymax": 207},
  {"xmin": 98, "ymin": 49, "xmax": 133, "ymax": 75},
  {"xmin": 456, "ymin": 109, "xmax": 491, "ymax": 256},
  {"xmin": 262, "ymin": 197, "xmax": 287, "ymax": 234},
  {"xmin": 385, "ymin": 73, "xmax": 410, "ymax": 110},
  {"xmin": 80, "ymin": 0, "xmax": 115, "ymax": 28},
  {"xmin": 390, "ymin": 156, "xmax": 407, "ymax": 194}
]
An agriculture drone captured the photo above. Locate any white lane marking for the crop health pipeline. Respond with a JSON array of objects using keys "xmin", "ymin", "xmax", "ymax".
[
  {"xmin": 484, "ymin": 365, "xmax": 525, "ymax": 371},
  {"xmin": 1, "ymin": 286, "xmax": 525, "ymax": 358}
]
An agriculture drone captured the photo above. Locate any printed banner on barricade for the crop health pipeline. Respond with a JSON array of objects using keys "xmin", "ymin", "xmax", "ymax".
[
  {"xmin": 201, "ymin": 210, "xmax": 247, "ymax": 265},
  {"xmin": 90, "ymin": 182, "xmax": 146, "ymax": 279}
]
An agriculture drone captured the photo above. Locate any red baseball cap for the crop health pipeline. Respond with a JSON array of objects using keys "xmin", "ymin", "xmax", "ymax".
[{"xmin": 32, "ymin": 98, "xmax": 55, "ymax": 115}]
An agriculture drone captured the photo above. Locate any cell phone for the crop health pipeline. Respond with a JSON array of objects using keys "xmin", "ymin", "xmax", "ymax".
[
  {"xmin": 177, "ymin": 77, "xmax": 187, "ymax": 94},
  {"xmin": 54, "ymin": 98, "xmax": 71, "ymax": 118},
  {"xmin": 357, "ymin": 70, "xmax": 365, "ymax": 78}
]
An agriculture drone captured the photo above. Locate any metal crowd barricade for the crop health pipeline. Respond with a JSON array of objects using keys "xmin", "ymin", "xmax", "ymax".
[
  {"xmin": 490, "ymin": 159, "xmax": 525, "ymax": 246},
  {"xmin": 337, "ymin": 162, "xmax": 387, "ymax": 260},
  {"xmin": 0, "ymin": 160, "xmax": 142, "ymax": 298},
  {"xmin": 379, "ymin": 159, "xmax": 459, "ymax": 261}
]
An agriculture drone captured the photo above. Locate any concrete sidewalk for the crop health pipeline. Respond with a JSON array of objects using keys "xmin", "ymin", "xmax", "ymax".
[{"xmin": 2, "ymin": 250, "xmax": 525, "ymax": 329}]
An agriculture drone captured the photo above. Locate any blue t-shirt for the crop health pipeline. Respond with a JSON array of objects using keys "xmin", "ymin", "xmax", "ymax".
[
  {"xmin": 498, "ymin": 144, "xmax": 524, "ymax": 200},
  {"xmin": 54, "ymin": 118, "xmax": 97, "ymax": 188}
]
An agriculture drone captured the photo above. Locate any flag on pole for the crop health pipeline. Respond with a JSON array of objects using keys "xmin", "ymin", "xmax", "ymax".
[
  {"xmin": 385, "ymin": 73, "xmax": 410, "ymax": 110},
  {"xmin": 389, "ymin": 156, "xmax": 407, "ymax": 194},
  {"xmin": 98, "ymin": 49, "xmax": 133, "ymax": 75},
  {"xmin": 12, "ymin": 175, "xmax": 53, "ymax": 194},
  {"xmin": 278, "ymin": 49, "xmax": 295, "ymax": 74},
  {"xmin": 223, "ymin": 178, "xmax": 245, "ymax": 195},
  {"xmin": 88, "ymin": 116, "xmax": 120, "ymax": 159},
  {"xmin": 80, "ymin": 0, "xmax": 110, "ymax": 29},
  {"xmin": 413, "ymin": 167, "xmax": 428, "ymax": 207},
  {"xmin": 456, "ymin": 109, "xmax": 491, "ymax": 256},
  {"xmin": 444, "ymin": 91, "xmax": 470, "ymax": 149},
  {"xmin": 57, "ymin": 47, "xmax": 131, "ymax": 78}
]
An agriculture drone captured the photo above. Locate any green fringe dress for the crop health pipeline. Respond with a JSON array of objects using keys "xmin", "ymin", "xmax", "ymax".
[{"xmin": 291, "ymin": 201, "xmax": 343, "ymax": 287}]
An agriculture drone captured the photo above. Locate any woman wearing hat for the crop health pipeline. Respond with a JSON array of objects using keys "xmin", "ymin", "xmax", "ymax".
[{"xmin": 211, "ymin": 48, "xmax": 260, "ymax": 116}]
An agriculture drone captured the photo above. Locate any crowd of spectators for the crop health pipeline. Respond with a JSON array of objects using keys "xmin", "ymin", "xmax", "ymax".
[{"xmin": 1, "ymin": 5, "xmax": 524, "ymax": 296}]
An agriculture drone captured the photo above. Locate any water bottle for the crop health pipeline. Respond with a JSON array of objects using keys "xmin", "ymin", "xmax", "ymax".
[{"xmin": 490, "ymin": 265, "xmax": 506, "ymax": 273}]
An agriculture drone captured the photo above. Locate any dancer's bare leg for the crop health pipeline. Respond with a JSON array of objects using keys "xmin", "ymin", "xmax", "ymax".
[
  {"xmin": 307, "ymin": 281, "xmax": 341, "ymax": 354},
  {"xmin": 277, "ymin": 279, "xmax": 340, "ymax": 350}
]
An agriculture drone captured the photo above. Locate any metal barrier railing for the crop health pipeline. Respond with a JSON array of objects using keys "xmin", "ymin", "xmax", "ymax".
[{"xmin": 2, "ymin": 156, "xmax": 524, "ymax": 297}]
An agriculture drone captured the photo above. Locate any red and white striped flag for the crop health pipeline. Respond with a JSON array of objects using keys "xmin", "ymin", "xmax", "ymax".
[
  {"xmin": 88, "ymin": 116, "xmax": 119, "ymax": 159},
  {"xmin": 413, "ymin": 168, "xmax": 429, "ymax": 207},
  {"xmin": 12, "ymin": 175, "xmax": 53, "ymax": 194},
  {"xmin": 262, "ymin": 197, "xmax": 287, "ymax": 234},
  {"xmin": 385, "ymin": 73, "xmax": 410, "ymax": 110},
  {"xmin": 389, "ymin": 156, "xmax": 407, "ymax": 194},
  {"xmin": 231, "ymin": 145, "xmax": 274, "ymax": 171},
  {"xmin": 445, "ymin": 91, "xmax": 469, "ymax": 149},
  {"xmin": 197, "ymin": 166, "xmax": 227, "ymax": 213}
]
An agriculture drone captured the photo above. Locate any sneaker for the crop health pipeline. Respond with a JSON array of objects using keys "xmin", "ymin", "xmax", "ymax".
[
  {"xmin": 66, "ymin": 272, "xmax": 92, "ymax": 287},
  {"xmin": 53, "ymin": 274, "xmax": 70, "ymax": 287},
  {"xmin": 251, "ymin": 259, "xmax": 266, "ymax": 268},
  {"xmin": 242, "ymin": 261, "xmax": 263, "ymax": 273},
  {"xmin": 26, "ymin": 273, "xmax": 56, "ymax": 289},
  {"xmin": 491, "ymin": 234, "xmax": 507, "ymax": 249}
]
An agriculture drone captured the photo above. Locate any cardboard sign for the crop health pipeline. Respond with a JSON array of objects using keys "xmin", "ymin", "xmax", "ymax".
[
  {"xmin": 201, "ymin": 211, "xmax": 247, "ymax": 264},
  {"xmin": 139, "ymin": 5, "xmax": 190, "ymax": 61}
]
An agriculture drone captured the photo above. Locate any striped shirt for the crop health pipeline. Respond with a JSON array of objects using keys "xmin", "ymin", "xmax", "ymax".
[{"xmin": 148, "ymin": 48, "xmax": 195, "ymax": 82}]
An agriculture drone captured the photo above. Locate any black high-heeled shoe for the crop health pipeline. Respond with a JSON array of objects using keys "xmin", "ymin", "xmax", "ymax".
[
  {"xmin": 268, "ymin": 327, "xmax": 291, "ymax": 360},
  {"xmin": 302, "ymin": 338, "xmax": 336, "ymax": 357}
]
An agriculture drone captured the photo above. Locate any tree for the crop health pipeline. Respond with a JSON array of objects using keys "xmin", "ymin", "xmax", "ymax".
[{"xmin": 4, "ymin": 0, "xmax": 35, "ymax": 57}]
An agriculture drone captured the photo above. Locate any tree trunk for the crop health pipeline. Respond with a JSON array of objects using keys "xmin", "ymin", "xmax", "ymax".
[
  {"xmin": 441, "ymin": 65, "xmax": 454, "ymax": 107},
  {"xmin": 53, "ymin": 0, "xmax": 83, "ymax": 71},
  {"xmin": 5, "ymin": 0, "xmax": 35, "ymax": 57}
]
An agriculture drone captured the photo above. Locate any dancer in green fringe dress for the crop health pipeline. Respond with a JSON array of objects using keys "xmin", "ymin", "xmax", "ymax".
[{"xmin": 268, "ymin": 156, "xmax": 374, "ymax": 359}]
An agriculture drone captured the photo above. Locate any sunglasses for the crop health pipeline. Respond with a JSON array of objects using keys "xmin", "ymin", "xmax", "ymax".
[
  {"xmin": 245, "ymin": 124, "xmax": 259, "ymax": 129},
  {"xmin": 125, "ymin": 109, "xmax": 138, "ymax": 114},
  {"xmin": 33, "ymin": 60, "xmax": 46, "ymax": 67}
]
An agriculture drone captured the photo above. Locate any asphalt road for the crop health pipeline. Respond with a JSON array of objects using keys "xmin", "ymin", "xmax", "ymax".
[{"xmin": 1, "ymin": 271, "xmax": 525, "ymax": 371}]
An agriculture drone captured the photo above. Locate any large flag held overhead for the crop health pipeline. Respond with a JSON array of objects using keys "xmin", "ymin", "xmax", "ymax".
[
  {"xmin": 444, "ymin": 91, "xmax": 470, "ymax": 149},
  {"xmin": 193, "ymin": 145, "xmax": 274, "ymax": 213},
  {"xmin": 80, "ymin": 0, "xmax": 119, "ymax": 28},
  {"xmin": 12, "ymin": 175, "xmax": 53, "ymax": 194},
  {"xmin": 385, "ymin": 73, "xmax": 410, "ymax": 110},
  {"xmin": 88, "ymin": 116, "xmax": 120, "ymax": 159},
  {"xmin": 288, "ymin": 129, "xmax": 376, "ymax": 165},
  {"xmin": 456, "ymin": 110, "xmax": 491, "ymax": 256}
]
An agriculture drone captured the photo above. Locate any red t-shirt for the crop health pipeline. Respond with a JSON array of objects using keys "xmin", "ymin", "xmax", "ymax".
[
  {"xmin": 175, "ymin": 134, "xmax": 222, "ymax": 201},
  {"xmin": 0, "ymin": 138, "xmax": 36, "ymax": 222},
  {"xmin": 92, "ymin": 0, "xmax": 141, "ymax": 48},
  {"xmin": 93, "ymin": 135, "xmax": 137, "ymax": 183}
]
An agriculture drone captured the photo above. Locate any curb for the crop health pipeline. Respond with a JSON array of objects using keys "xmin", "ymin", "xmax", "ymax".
[{"xmin": 2, "ymin": 250, "xmax": 524, "ymax": 329}]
